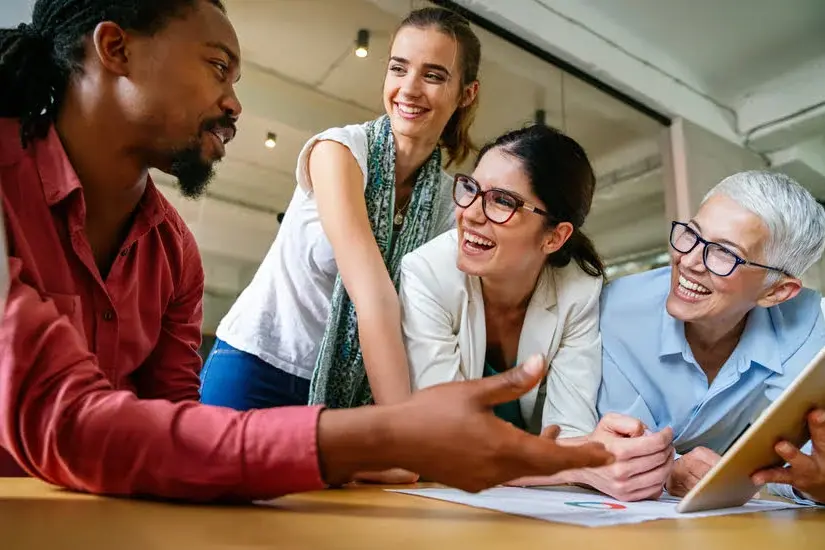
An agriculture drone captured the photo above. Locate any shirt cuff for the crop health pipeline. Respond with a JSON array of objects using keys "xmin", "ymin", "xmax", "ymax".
[
  {"xmin": 766, "ymin": 483, "xmax": 824, "ymax": 506},
  {"xmin": 243, "ymin": 405, "xmax": 326, "ymax": 498}
]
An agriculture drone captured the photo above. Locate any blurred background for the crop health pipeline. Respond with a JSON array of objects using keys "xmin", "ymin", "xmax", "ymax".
[{"xmin": 3, "ymin": 0, "xmax": 824, "ymax": 351}]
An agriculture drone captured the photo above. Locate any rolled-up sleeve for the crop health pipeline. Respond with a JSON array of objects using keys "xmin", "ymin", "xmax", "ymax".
[{"xmin": 0, "ymin": 255, "xmax": 325, "ymax": 501}]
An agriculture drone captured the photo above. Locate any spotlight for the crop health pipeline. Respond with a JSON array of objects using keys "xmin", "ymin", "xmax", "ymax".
[
  {"xmin": 264, "ymin": 132, "xmax": 277, "ymax": 149},
  {"xmin": 355, "ymin": 29, "xmax": 369, "ymax": 58}
]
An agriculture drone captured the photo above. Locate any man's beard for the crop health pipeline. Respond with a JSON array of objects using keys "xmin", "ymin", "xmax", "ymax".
[
  {"xmin": 169, "ymin": 145, "xmax": 215, "ymax": 199},
  {"xmin": 169, "ymin": 113, "xmax": 236, "ymax": 199}
]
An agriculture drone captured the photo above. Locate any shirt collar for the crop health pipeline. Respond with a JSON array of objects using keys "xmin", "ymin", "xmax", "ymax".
[
  {"xmin": 35, "ymin": 125, "xmax": 167, "ymax": 232},
  {"xmin": 659, "ymin": 306, "xmax": 685, "ymax": 358},
  {"xmin": 737, "ymin": 306, "xmax": 782, "ymax": 374},
  {"xmin": 36, "ymin": 125, "xmax": 82, "ymax": 207},
  {"xmin": 658, "ymin": 302, "xmax": 782, "ymax": 374}
]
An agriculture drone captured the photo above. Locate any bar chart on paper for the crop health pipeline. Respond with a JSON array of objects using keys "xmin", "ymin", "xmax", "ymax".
[{"xmin": 390, "ymin": 486, "xmax": 802, "ymax": 527}]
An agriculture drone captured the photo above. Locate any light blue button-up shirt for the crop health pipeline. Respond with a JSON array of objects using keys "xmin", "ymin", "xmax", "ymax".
[{"xmin": 597, "ymin": 266, "xmax": 825, "ymax": 504}]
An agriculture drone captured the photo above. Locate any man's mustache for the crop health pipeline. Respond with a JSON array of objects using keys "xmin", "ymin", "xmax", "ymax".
[{"xmin": 201, "ymin": 114, "xmax": 238, "ymax": 142}]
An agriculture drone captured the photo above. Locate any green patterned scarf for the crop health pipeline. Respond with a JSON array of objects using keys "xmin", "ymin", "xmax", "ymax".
[{"xmin": 308, "ymin": 114, "xmax": 444, "ymax": 408}]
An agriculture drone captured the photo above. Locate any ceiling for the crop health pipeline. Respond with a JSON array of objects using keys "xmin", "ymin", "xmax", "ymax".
[
  {"xmin": 159, "ymin": 0, "xmax": 665, "ymax": 327},
  {"xmin": 579, "ymin": 0, "xmax": 825, "ymax": 103},
  {"xmin": 212, "ymin": 0, "xmax": 664, "ymax": 216},
  {"xmin": 0, "ymin": 0, "xmax": 670, "ymax": 331}
]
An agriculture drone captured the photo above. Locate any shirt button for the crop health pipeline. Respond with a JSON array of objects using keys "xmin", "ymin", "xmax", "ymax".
[
  {"xmin": 120, "ymin": 248, "xmax": 129, "ymax": 257},
  {"xmin": 102, "ymin": 310, "xmax": 115, "ymax": 321}
]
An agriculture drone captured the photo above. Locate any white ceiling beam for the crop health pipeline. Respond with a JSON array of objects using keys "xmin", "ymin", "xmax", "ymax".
[
  {"xmin": 449, "ymin": 0, "xmax": 741, "ymax": 142},
  {"xmin": 236, "ymin": 60, "xmax": 379, "ymax": 136},
  {"xmin": 768, "ymin": 136, "xmax": 825, "ymax": 198},
  {"xmin": 590, "ymin": 137, "xmax": 660, "ymax": 177},
  {"xmin": 738, "ymin": 56, "xmax": 825, "ymax": 152}
]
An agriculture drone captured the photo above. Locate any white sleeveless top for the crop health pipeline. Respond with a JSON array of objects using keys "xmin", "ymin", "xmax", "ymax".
[{"xmin": 216, "ymin": 122, "xmax": 455, "ymax": 380}]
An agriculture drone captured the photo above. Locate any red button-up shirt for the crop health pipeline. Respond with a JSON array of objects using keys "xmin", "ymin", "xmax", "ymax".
[{"xmin": 0, "ymin": 120, "xmax": 324, "ymax": 500}]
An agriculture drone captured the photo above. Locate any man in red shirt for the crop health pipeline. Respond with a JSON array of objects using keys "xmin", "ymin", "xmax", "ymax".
[{"xmin": 0, "ymin": 0, "xmax": 611, "ymax": 501}]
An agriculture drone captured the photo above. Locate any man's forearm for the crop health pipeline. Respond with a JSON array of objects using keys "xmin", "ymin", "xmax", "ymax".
[{"xmin": 316, "ymin": 405, "xmax": 400, "ymax": 485}]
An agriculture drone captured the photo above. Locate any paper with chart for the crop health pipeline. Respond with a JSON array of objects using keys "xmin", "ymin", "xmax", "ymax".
[{"xmin": 390, "ymin": 486, "xmax": 803, "ymax": 527}]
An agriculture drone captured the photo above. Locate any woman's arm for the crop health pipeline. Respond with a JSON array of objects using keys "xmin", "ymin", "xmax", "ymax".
[{"xmin": 308, "ymin": 140, "xmax": 410, "ymax": 405}]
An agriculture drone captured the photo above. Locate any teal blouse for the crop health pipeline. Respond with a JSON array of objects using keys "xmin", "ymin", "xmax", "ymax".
[{"xmin": 483, "ymin": 359, "xmax": 527, "ymax": 430}]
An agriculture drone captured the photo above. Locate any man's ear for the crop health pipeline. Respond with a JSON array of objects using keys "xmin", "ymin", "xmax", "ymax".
[
  {"xmin": 756, "ymin": 276, "xmax": 803, "ymax": 308},
  {"xmin": 542, "ymin": 222, "xmax": 574, "ymax": 255},
  {"xmin": 92, "ymin": 21, "xmax": 131, "ymax": 77}
]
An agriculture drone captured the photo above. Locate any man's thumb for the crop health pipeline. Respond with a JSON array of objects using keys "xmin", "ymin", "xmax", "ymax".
[{"xmin": 476, "ymin": 354, "xmax": 545, "ymax": 407}]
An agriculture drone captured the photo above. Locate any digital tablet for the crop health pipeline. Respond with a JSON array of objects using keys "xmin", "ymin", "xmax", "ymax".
[{"xmin": 676, "ymin": 343, "xmax": 825, "ymax": 513}]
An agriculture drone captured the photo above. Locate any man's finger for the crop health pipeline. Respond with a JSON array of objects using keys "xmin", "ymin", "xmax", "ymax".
[
  {"xmin": 473, "ymin": 354, "xmax": 546, "ymax": 407},
  {"xmin": 353, "ymin": 468, "xmax": 420, "ymax": 484},
  {"xmin": 503, "ymin": 475, "xmax": 555, "ymax": 487},
  {"xmin": 532, "ymin": 439, "xmax": 614, "ymax": 473}
]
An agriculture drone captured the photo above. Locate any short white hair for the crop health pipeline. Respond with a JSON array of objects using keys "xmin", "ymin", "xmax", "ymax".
[{"xmin": 702, "ymin": 170, "xmax": 825, "ymax": 279}]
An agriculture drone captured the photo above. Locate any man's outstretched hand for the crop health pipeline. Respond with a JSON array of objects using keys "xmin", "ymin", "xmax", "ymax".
[{"xmin": 318, "ymin": 355, "xmax": 614, "ymax": 492}]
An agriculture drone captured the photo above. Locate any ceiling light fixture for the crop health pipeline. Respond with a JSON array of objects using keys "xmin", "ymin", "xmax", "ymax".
[
  {"xmin": 264, "ymin": 132, "xmax": 277, "ymax": 149},
  {"xmin": 355, "ymin": 29, "xmax": 369, "ymax": 58}
]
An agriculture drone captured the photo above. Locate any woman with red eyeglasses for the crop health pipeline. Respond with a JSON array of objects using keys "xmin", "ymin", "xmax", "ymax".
[{"xmin": 398, "ymin": 123, "xmax": 604, "ymax": 436}]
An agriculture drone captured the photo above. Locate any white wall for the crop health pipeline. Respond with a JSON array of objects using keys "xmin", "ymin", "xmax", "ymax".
[{"xmin": 663, "ymin": 118, "xmax": 767, "ymax": 223}]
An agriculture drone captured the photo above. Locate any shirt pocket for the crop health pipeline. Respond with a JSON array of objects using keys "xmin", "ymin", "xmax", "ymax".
[{"xmin": 44, "ymin": 292, "xmax": 85, "ymax": 338}]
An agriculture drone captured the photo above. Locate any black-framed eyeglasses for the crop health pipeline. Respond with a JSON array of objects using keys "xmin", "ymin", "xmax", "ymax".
[
  {"xmin": 453, "ymin": 173, "xmax": 550, "ymax": 225},
  {"xmin": 669, "ymin": 221, "xmax": 791, "ymax": 278}
]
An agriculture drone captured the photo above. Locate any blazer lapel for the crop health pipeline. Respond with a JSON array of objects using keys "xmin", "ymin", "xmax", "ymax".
[
  {"xmin": 516, "ymin": 267, "xmax": 559, "ymax": 428},
  {"xmin": 462, "ymin": 274, "xmax": 487, "ymax": 381}
]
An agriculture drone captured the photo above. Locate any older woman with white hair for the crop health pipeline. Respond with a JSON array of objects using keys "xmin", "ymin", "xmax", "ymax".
[{"xmin": 514, "ymin": 170, "xmax": 825, "ymax": 504}]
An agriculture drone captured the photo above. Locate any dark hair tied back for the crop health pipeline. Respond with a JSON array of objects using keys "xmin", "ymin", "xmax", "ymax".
[
  {"xmin": 0, "ymin": 21, "xmax": 60, "ymax": 146},
  {"xmin": 476, "ymin": 123, "xmax": 605, "ymax": 278}
]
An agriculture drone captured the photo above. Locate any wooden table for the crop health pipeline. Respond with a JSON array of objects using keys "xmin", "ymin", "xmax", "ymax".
[{"xmin": 2, "ymin": 478, "xmax": 823, "ymax": 549}]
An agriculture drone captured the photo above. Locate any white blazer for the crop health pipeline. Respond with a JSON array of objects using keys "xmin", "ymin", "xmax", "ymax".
[{"xmin": 398, "ymin": 230, "xmax": 603, "ymax": 437}]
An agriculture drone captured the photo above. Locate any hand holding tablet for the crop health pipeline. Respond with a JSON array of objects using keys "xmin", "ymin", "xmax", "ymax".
[
  {"xmin": 750, "ymin": 409, "xmax": 825, "ymax": 505},
  {"xmin": 676, "ymin": 345, "xmax": 825, "ymax": 512}
]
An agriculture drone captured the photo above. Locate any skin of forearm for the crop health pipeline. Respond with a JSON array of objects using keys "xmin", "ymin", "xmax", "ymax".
[
  {"xmin": 357, "ymin": 300, "xmax": 412, "ymax": 405},
  {"xmin": 316, "ymin": 406, "xmax": 400, "ymax": 485}
]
